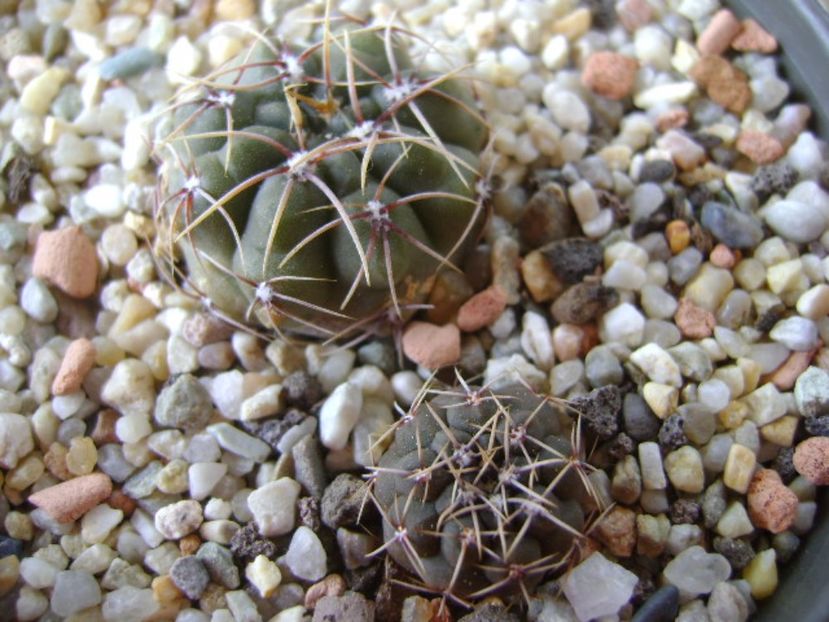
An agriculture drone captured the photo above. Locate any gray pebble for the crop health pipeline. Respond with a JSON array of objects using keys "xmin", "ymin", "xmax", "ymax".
[
  {"xmin": 542, "ymin": 238, "xmax": 604, "ymax": 284},
  {"xmin": 122, "ymin": 460, "xmax": 162, "ymax": 499},
  {"xmin": 700, "ymin": 202, "xmax": 764, "ymax": 249},
  {"xmin": 794, "ymin": 366, "xmax": 829, "ymax": 418},
  {"xmin": 321, "ymin": 474, "xmax": 371, "ymax": 530},
  {"xmin": 585, "ymin": 345, "xmax": 624, "ymax": 388},
  {"xmin": 99, "ymin": 47, "xmax": 164, "ymax": 80},
  {"xmin": 623, "ymin": 393, "xmax": 661, "ymax": 441},
  {"xmin": 639, "ymin": 160, "xmax": 676, "ymax": 183},
  {"xmin": 169, "ymin": 556, "xmax": 210, "ymax": 600},
  {"xmin": 631, "ymin": 585, "xmax": 679, "ymax": 622},
  {"xmin": 195, "ymin": 542, "xmax": 240, "ymax": 589},
  {"xmin": 707, "ymin": 581, "xmax": 749, "ymax": 622},
  {"xmin": 155, "ymin": 374, "xmax": 213, "ymax": 432},
  {"xmin": 312, "ymin": 591, "xmax": 375, "ymax": 622},
  {"xmin": 702, "ymin": 480, "xmax": 728, "ymax": 529},
  {"xmin": 668, "ymin": 247, "xmax": 703, "ymax": 286},
  {"xmin": 292, "ymin": 435, "xmax": 328, "ymax": 499}
]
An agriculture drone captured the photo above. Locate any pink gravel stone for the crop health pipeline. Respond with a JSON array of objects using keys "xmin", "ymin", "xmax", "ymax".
[
  {"xmin": 28, "ymin": 473, "xmax": 113, "ymax": 523},
  {"xmin": 747, "ymin": 468, "xmax": 799, "ymax": 534},
  {"xmin": 794, "ymin": 437, "xmax": 829, "ymax": 486},
  {"xmin": 52, "ymin": 338, "xmax": 97, "ymax": 395},
  {"xmin": 697, "ymin": 9, "xmax": 742, "ymax": 56},
  {"xmin": 581, "ymin": 52, "xmax": 639, "ymax": 100},
  {"xmin": 674, "ymin": 298, "xmax": 716, "ymax": 339},
  {"xmin": 769, "ymin": 347, "xmax": 818, "ymax": 391},
  {"xmin": 732, "ymin": 18, "xmax": 778, "ymax": 53},
  {"xmin": 456, "ymin": 285, "xmax": 508, "ymax": 332},
  {"xmin": 708, "ymin": 244, "xmax": 737, "ymax": 269},
  {"xmin": 737, "ymin": 130, "xmax": 784, "ymax": 164},
  {"xmin": 401, "ymin": 322, "xmax": 460, "ymax": 369},
  {"xmin": 32, "ymin": 226, "xmax": 99, "ymax": 298},
  {"xmin": 616, "ymin": 0, "xmax": 652, "ymax": 31}
]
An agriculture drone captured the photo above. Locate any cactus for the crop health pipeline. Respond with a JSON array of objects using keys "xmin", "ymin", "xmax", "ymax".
[
  {"xmin": 366, "ymin": 378, "xmax": 607, "ymax": 608},
  {"xmin": 154, "ymin": 14, "xmax": 489, "ymax": 342}
]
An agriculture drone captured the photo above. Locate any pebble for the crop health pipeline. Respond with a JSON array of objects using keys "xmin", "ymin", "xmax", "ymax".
[
  {"xmin": 285, "ymin": 526, "xmax": 327, "ymax": 582},
  {"xmin": 632, "ymin": 585, "xmax": 679, "ymax": 622},
  {"xmin": 582, "ymin": 51, "xmax": 638, "ymax": 100},
  {"xmin": 401, "ymin": 321, "xmax": 460, "ymax": 368},
  {"xmin": 154, "ymin": 373, "xmax": 213, "ymax": 431},
  {"xmin": 664, "ymin": 446, "xmax": 705, "ymax": 493},
  {"xmin": 207, "ymin": 423, "xmax": 271, "ymax": 462},
  {"xmin": 196, "ymin": 542, "xmax": 239, "ymax": 589},
  {"xmin": 32, "ymin": 226, "xmax": 98, "ymax": 298},
  {"xmin": 319, "ymin": 382, "xmax": 363, "ymax": 451},
  {"xmin": 639, "ymin": 441, "xmax": 668, "ymax": 490},
  {"xmin": 456, "ymin": 285, "xmax": 508, "ymax": 332},
  {"xmin": 20, "ymin": 278, "xmax": 59, "ymax": 323},
  {"xmin": 747, "ymin": 469, "xmax": 799, "ymax": 534},
  {"xmin": 102, "ymin": 585, "xmax": 160, "ymax": 621},
  {"xmin": 707, "ymin": 581, "xmax": 750, "ymax": 621},
  {"xmin": 247, "ymin": 478, "xmax": 301, "ymax": 537},
  {"xmin": 28, "ymin": 473, "xmax": 112, "ymax": 523},
  {"xmin": 154, "ymin": 500, "xmax": 203, "ymax": 540},
  {"xmin": 0, "ymin": 412, "xmax": 34, "ymax": 469},
  {"xmin": 769, "ymin": 316, "xmax": 819, "ymax": 352},
  {"xmin": 99, "ymin": 46, "xmax": 163, "ymax": 80},
  {"xmin": 595, "ymin": 506, "xmax": 637, "ymax": 557},
  {"xmin": 169, "ymin": 555, "xmax": 210, "ymax": 600},
  {"xmin": 313, "ymin": 591, "xmax": 375, "ymax": 622},
  {"xmin": 701, "ymin": 202, "xmax": 764, "ymax": 250},
  {"xmin": 245, "ymin": 554, "xmax": 282, "ymax": 598},
  {"xmin": 51, "ymin": 569, "xmax": 102, "ymax": 617},
  {"xmin": 696, "ymin": 9, "xmax": 741, "ymax": 55},
  {"xmin": 663, "ymin": 545, "xmax": 731, "ymax": 597},
  {"xmin": 793, "ymin": 436, "xmax": 829, "ymax": 485},
  {"xmin": 794, "ymin": 366, "xmax": 829, "ymax": 417},
  {"xmin": 690, "ymin": 55, "xmax": 752, "ymax": 114},
  {"xmin": 320, "ymin": 474, "xmax": 368, "ymax": 530},
  {"xmin": 742, "ymin": 548, "xmax": 778, "ymax": 599},
  {"xmin": 630, "ymin": 343, "xmax": 682, "ymax": 387},
  {"xmin": 732, "ymin": 18, "xmax": 778, "ymax": 53},
  {"xmin": 562, "ymin": 552, "xmax": 638, "ymax": 622}
]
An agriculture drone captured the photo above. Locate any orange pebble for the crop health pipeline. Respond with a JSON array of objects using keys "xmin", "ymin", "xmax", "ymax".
[{"xmin": 666, "ymin": 220, "xmax": 691, "ymax": 254}]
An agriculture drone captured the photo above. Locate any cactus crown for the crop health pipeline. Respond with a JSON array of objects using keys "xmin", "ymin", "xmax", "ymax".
[
  {"xmin": 366, "ymin": 377, "xmax": 607, "ymax": 609},
  {"xmin": 153, "ymin": 11, "xmax": 489, "ymax": 343}
]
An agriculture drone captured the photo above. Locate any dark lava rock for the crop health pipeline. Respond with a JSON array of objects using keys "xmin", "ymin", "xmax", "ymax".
[
  {"xmin": 542, "ymin": 237, "xmax": 603, "ymax": 284},
  {"xmin": 670, "ymin": 498, "xmax": 701, "ymax": 524},
  {"xmin": 569, "ymin": 385, "xmax": 622, "ymax": 439},
  {"xmin": 607, "ymin": 432, "xmax": 635, "ymax": 460},
  {"xmin": 282, "ymin": 371, "xmax": 323, "ymax": 410},
  {"xmin": 298, "ymin": 496, "xmax": 321, "ymax": 532},
  {"xmin": 658, "ymin": 414, "xmax": 688, "ymax": 451},
  {"xmin": 713, "ymin": 536, "xmax": 755, "ymax": 570},
  {"xmin": 805, "ymin": 415, "xmax": 829, "ymax": 437},
  {"xmin": 0, "ymin": 536, "xmax": 23, "ymax": 558},
  {"xmin": 321, "ymin": 474, "xmax": 373, "ymax": 529},
  {"xmin": 229, "ymin": 523, "xmax": 277, "ymax": 564},
  {"xmin": 772, "ymin": 446, "xmax": 798, "ymax": 483},
  {"xmin": 252, "ymin": 409, "xmax": 307, "ymax": 451},
  {"xmin": 752, "ymin": 163, "xmax": 799, "ymax": 201},
  {"xmin": 551, "ymin": 282, "xmax": 619, "ymax": 325}
]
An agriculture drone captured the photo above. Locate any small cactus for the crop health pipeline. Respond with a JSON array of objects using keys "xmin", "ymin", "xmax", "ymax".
[
  {"xmin": 154, "ymin": 15, "xmax": 489, "ymax": 342},
  {"xmin": 367, "ymin": 378, "xmax": 607, "ymax": 608}
]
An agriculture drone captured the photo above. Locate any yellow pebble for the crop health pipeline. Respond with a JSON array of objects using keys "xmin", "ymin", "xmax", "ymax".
[
  {"xmin": 723, "ymin": 443, "xmax": 757, "ymax": 494},
  {"xmin": 743, "ymin": 548, "xmax": 778, "ymax": 599},
  {"xmin": 666, "ymin": 220, "xmax": 691, "ymax": 254},
  {"xmin": 6, "ymin": 454, "xmax": 45, "ymax": 490},
  {"xmin": 0, "ymin": 555, "xmax": 20, "ymax": 596},
  {"xmin": 737, "ymin": 357, "xmax": 763, "ymax": 395},
  {"xmin": 4, "ymin": 511, "xmax": 33, "ymax": 541},
  {"xmin": 719, "ymin": 401, "xmax": 749, "ymax": 429},
  {"xmin": 66, "ymin": 437, "xmax": 97, "ymax": 476},
  {"xmin": 246, "ymin": 554, "xmax": 282, "ymax": 598},
  {"xmin": 760, "ymin": 415, "xmax": 798, "ymax": 447},
  {"xmin": 642, "ymin": 382, "xmax": 678, "ymax": 419}
]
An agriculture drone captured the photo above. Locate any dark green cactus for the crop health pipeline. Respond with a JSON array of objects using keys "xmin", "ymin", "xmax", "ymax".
[
  {"xmin": 367, "ymin": 380, "xmax": 606, "ymax": 607},
  {"xmin": 154, "ymin": 18, "xmax": 489, "ymax": 341}
]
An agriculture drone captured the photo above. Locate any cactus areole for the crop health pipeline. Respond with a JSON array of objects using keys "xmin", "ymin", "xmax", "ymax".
[{"xmin": 155, "ymin": 21, "xmax": 489, "ymax": 340}]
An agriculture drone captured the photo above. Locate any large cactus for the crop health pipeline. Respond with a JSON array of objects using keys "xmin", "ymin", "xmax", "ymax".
[
  {"xmin": 368, "ymin": 381, "xmax": 605, "ymax": 606},
  {"xmin": 154, "ymin": 18, "xmax": 489, "ymax": 340}
]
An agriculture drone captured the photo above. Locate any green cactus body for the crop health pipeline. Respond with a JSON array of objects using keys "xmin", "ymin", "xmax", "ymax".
[
  {"xmin": 156, "ymin": 23, "xmax": 488, "ymax": 340},
  {"xmin": 370, "ymin": 383, "xmax": 603, "ymax": 605}
]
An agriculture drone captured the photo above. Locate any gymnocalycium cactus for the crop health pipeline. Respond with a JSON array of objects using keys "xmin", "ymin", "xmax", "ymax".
[
  {"xmin": 154, "ymin": 14, "xmax": 489, "ymax": 342},
  {"xmin": 367, "ymin": 378, "xmax": 607, "ymax": 608}
]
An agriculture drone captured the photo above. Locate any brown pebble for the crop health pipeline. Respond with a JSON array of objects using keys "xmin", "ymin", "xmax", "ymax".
[
  {"xmin": 689, "ymin": 55, "xmax": 752, "ymax": 114},
  {"xmin": 709, "ymin": 243, "xmax": 737, "ymax": 269},
  {"xmin": 108, "ymin": 488, "xmax": 137, "ymax": 517},
  {"xmin": 304, "ymin": 574, "xmax": 346, "ymax": 609},
  {"xmin": 736, "ymin": 130, "xmax": 784, "ymax": 164},
  {"xmin": 674, "ymin": 298, "xmax": 716, "ymax": 339},
  {"xmin": 657, "ymin": 109, "xmax": 690, "ymax": 133},
  {"xmin": 551, "ymin": 282, "xmax": 618, "ymax": 325},
  {"xmin": 617, "ymin": 0, "xmax": 652, "ymax": 31},
  {"xmin": 52, "ymin": 338, "xmax": 96, "ymax": 395},
  {"xmin": 793, "ymin": 436, "xmax": 829, "ymax": 485},
  {"xmin": 595, "ymin": 506, "xmax": 637, "ymax": 557},
  {"xmin": 666, "ymin": 220, "xmax": 691, "ymax": 254},
  {"xmin": 582, "ymin": 51, "xmax": 639, "ymax": 100},
  {"xmin": 697, "ymin": 9, "xmax": 742, "ymax": 55},
  {"xmin": 182, "ymin": 312, "xmax": 235, "ymax": 347},
  {"xmin": 90, "ymin": 409, "xmax": 119, "ymax": 445},
  {"xmin": 32, "ymin": 226, "xmax": 99, "ymax": 298},
  {"xmin": 553, "ymin": 324, "xmax": 584, "ymax": 361},
  {"xmin": 456, "ymin": 285, "xmax": 508, "ymax": 332},
  {"xmin": 28, "ymin": 472, "xmax": 113, "ymax": 523},
  {"xmin": 401, "ymin": 322, "xmax": 460, "ymax": 369},
  {"xmin": 732, "ymin": 18, "xmax": 778, "ymax": 53},
  {"xmin": 179, "ymin": 533, "xmax": 202, "ymax": 556},
  {"xmin": 768, "ymin": 347, "xmax": 819, "ymax": 391},
  {"xmin": 521, "ymin": 250, "xmax": 565, "ymax": 304},
  {"xmin": 747, "ymin": 468, "xmax": 799, "ymax": 534},
  {"xmin": 43, "ymin": 443, "xmax": 71, "ymax": 481}
]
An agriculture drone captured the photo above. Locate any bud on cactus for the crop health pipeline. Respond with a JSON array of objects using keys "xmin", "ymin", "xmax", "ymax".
[
  {"xmin": 154, "ymin": 19, "xmax": 489, "ymax": 341},
  {"xmin": 367, "ymin": 381, "xmax": 605, "ymax": 606}
]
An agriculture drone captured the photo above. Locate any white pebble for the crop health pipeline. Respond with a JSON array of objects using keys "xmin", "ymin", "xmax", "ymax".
[
  {"xmin": 543, "ymin": 88, "xmax": 590, "ymax": 133},
  {"xmin": 20, "ymin": 277, "xmax": 58, "ymax": 323},
  {"xmin": 390, "ymin": 371, "xmax": 422, "ymax": 407},
  {"xmin": 639, "ymin": 441, "xmax": 667, "ymax": 490},
  {"xmin": 189, "ymin": 462, "xmax": 228, "ymax": 500},
  {"xmin": 763, "ymin": 200, "xmax": 827, "ymax": 244},
  {"xmin": 630, "ymin": 343, "xmax": 682, "ymax": 387},
  {"xmin": 600, "ymin": 303, "xmax": 645, "ymax": 347},
  {"xmin": 285, "ymin": 526, "xmax": 327, "ymax": 582},
  {"xmin": 319, "ymin": 382, "xmax": 363, "ymax": 451},
  {"xmin": 520, "ymin": 310, "xmax": 554, "ymax": 371},
  {"xmin": 247, "ymin": 478, "xmax": 300, "ymax": 537},
  {"xmin": 101, "ymin": 224, "xmax": 137, "ymax": 266},
  {"xmin": 770, "ymin": 316, "xmax": 820, "ymax": 351}
]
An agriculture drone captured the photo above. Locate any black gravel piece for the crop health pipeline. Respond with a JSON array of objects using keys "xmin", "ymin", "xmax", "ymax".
[
  {"xmin": 542, "ymin": 238, "xmax": 604, "ymax": 284},
  {"xmin": 804, "ymin": 415, "xmax": 829, "ymax": 437},
  {"xmin": 0, "ymin": 536, "xmax": 23, "ymax": 559},
  {"xmin": 252, "ymin": 409, "xmax": 307, "ymax": 451},
  {"xmin": 713, "ymin": 536, "xmax": 755, "ymax": 570},
  {"xmin": 631, "ymin": 585, "xmax": 679, "ymax": 622},
  {"xmin": 772, "ymin": 446, "xmax": 798, "ymax": 483},
  {"xmin": 229, "ymin": 523, "xmax": 278, "ymax": 563},
  {"xmin": 670, "ymin": 498, "xmax": 702, "ymax": 524},
  {"xmin": 569, "ymin": 385, "xmax": 622, "ymax": 440},
  {"xmin": 658, "ymin": 414, "xmax": 688, "ymax": 451},
  {"xmin": 282, "ymin": 371, "xmax": 323, "ymax": 410},
  {"xmin": 639, "ymin": 160, "xmax": 676, "ymax": 183},
  {"xmin": 751, "ymin": 163, "xmax": 799, "ymax": 201},
  {"xmin": 607, "ymin": 432, "xmax": 636, "ymax": 460}
]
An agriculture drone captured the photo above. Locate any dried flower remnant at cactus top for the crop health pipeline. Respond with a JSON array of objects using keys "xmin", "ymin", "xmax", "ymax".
[
  {"xmin": 154, "ymin": 15, "xmax": 490, "ymax": 342},
  {"xmin": 366, "ymin": 378, "xmax": 608, "ymax": 609}
]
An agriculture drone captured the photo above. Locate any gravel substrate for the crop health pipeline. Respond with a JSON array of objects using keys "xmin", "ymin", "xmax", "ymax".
[{"xmin": 1, "ymin": 0, "xmax": 829, "ymax": 621}]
